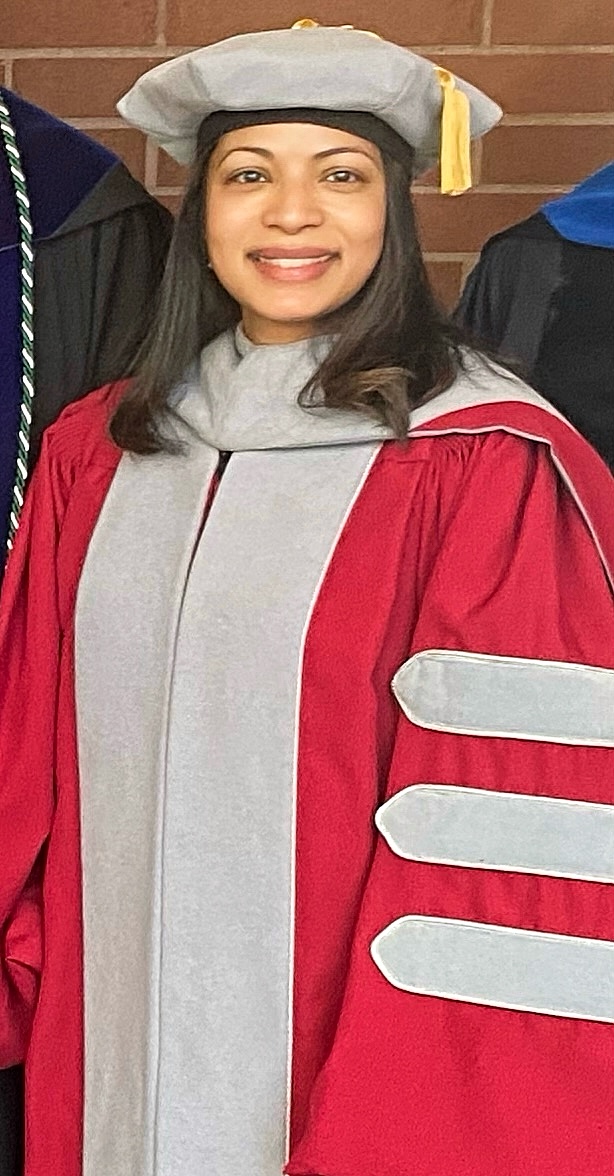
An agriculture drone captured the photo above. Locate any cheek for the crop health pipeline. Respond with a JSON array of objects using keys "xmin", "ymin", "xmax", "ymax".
[
  {"xmin": 204, "ymin": 194, "xmax": 261, "ymax": 305},
  {"xmin": 204, "ymin": 191, "xmax": 247, "ymax": 264},
  {"xmin": 342, "ymin": 186, "xmax": 386, "ymax": 241},
  {"xmin": 369, "ymin": 193, "xmax": 387, "ymax": 249},
  {"xmin": 343, "ymin": 200, "xmax": 386, "ymax": 273}
]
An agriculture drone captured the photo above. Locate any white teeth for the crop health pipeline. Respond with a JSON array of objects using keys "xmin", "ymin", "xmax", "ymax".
[{"xmin": 254, "ymin": 255, "xmax": 332, "ymax": 268}]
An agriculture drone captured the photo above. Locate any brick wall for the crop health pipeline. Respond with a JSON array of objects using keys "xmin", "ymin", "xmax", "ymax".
[{"xmin": 2, "ymin": 0, "xmax": 613, "ymax": 307}]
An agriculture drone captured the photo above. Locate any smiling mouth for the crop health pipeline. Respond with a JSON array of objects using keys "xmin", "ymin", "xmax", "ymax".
[
  {"xmin": 248, "ymin": 251, "xmax": 339, "ymax": 281},
  {"xmin": 254, "ymin": 255, "xmax": 335, "ymax": 268}
]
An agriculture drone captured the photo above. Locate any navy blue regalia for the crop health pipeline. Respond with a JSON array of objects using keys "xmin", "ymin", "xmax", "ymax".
[
  {"xmin": 0, "ymin": 87, "xmax": 173, "ymax": 566},
  {"xmin": 456, "ymin": 161, "xmax": 614, "ymax": 469}
]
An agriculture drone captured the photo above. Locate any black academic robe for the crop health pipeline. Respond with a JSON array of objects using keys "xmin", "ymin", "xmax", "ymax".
[
  {"xmin": 0, "ymin": 87, "xmax": 172, "ymax": 1175},
  {"xmin": 0, "ymin": 87, "xmax": 173, "ymax": 563},
  {"xmin": 456, "ymin": 211, "xmax": 614, "ymax": 470}
]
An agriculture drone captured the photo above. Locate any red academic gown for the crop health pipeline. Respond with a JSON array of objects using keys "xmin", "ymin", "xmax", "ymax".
[{"xmin": 2, "ymin": 382, "xmax": 614, "ymax": 1175}]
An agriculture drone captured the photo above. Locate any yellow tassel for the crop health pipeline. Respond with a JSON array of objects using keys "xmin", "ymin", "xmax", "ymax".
[{"xmin": 434, "ymin": 66, "xmax": 472, "ymax": 196}]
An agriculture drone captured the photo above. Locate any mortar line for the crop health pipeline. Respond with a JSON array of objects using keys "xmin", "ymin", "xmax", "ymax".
[
  {"xmin": 423, "ymin": 252, "xmax": 477, "ymax": 262},
  {"xmin": 460, "ymin": 255, "xmax": 480, "ymax": 282},
  {"xmin": 144, "ymin": 139, "xmax": 159, "ymax": 190},
  {"xmin": 155, "ymin": 0, "xmax": 167, "ymax": 47},
  {"xmin": 68, "ymin": 117, "xmax": 128, "ymax": 128},
  {"xmin": 1, "ymin": 44, "xmax": 614, "ymax": 58},
  {"xmin": 502, "ymin": 113, "xmax": 614, "ymax": 125},
  {"xmin": 481, "ymin": 0, "xmax": 496, "ymax": 47}
]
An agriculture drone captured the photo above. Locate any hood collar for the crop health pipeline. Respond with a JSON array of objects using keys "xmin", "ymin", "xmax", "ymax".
[
  {"xmin": 541, "ymin": 162, "xmax": 614, "ymax": 250},
  {"xmin": 176, "ymin": 326, "xmax": 393, "ymax": 451}
]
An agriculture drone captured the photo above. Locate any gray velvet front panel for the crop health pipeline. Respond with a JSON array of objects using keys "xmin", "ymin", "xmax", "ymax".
[
  {"xmin": 76, "ymin": 440, "xmax": 219, "ymax": 1176},
  {"xmin": 156, "ymin": 444, "xmax": 378, "ymax": 1175},
  {"xmin": 75, "ymin": 437, "xmax": 378, "ymax": 1176}
]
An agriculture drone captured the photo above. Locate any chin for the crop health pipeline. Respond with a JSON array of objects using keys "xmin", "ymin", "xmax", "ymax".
[{"xmin": 253, "ymin": 296, "xmax": 340, "ymax": 324}]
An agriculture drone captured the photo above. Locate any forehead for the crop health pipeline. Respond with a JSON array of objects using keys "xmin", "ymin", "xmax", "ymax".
[{"xmin": 211, "ymin": 121, "xmax": 381, "ymax": 161}]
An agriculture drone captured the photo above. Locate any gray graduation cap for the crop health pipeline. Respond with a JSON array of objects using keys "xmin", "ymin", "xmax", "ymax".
[{"xmin": 118, "ymin": 20, "xmax": 502, "ymax": 194}]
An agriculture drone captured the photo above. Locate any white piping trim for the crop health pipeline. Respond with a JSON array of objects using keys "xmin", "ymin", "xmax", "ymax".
[
  {"xmin": 371, "ymin": 915, "xmax": 614, "ymax": 1024},
  {"xmin": 375, "ymin": 784, "xmax": 614, "ymax": 883},
  {"xmin": 392, "ymin": 648, "xmax": 614, "ymax": 747},
  {"xmin": 408, "ymin": 421, "xmax": 614, "ymax": 596},
  {"xmin": 284, "ymin": 442, "xmax": 382, "ymax": 1159}
]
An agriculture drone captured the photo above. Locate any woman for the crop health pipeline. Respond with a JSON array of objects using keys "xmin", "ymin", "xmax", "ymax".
[{"xmin": 2, "ymin": 23, "xmax": 614, "ymax": 1176}]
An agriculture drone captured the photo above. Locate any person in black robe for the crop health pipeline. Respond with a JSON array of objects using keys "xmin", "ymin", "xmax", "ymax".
[
  {"xmin": 456, "ymin": 162, "xmax": 614, "ymax": 470},
  {"xmin": 0, "ymin": 87, "xmax": 173, "ymax": 566},
  {"xmin": 0, "ymin": 86, "xmax": 172, "ymax": 1175}
]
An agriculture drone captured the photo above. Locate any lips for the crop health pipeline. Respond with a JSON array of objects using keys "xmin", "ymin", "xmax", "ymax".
[
  {"xmin": 249, "ymin": 247, "xmax": 338, "ymax": 260},
  {"xmin": 255, "ymin": 255, "xmax": 333, "ymax": 268},
  {"xmin": 248, "ymin": 248, "xmax": 339, "ymax": 282}
]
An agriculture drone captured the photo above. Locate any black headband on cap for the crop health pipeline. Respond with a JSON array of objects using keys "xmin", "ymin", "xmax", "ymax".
[{"xmin": 197, "ymin": 108, "xmax": 416, "ymax": 174}]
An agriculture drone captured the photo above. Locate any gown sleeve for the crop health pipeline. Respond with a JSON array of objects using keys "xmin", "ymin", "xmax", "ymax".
[
  {"xmin": 455, "ymin": 233, "xmax": 564, "ymax": 377},
  {"xmin": 287, "ymin": 429, "xmax": 614, "ymax": 1176},
  {"xmin": 454, "ymin": 240, "xmax": 517, "ymax": 346},
  {"xmin": 0, "ymin": 435, "xmax": 67, "ymax": 1067}
]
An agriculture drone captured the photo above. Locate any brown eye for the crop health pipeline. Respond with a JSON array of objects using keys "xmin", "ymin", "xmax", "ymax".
[
  {"xmin": 325, "ymin": 169, "xmax": 362, "ymax": 184},
  {"xmin": 229, "ymin": 169, "xmax": 268, "ymax": 184}
]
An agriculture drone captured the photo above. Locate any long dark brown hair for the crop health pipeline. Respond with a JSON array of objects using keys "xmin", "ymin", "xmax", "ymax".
[{"xmin": 111, "ymin": 123, "xmax": 472, "ymax": 453}]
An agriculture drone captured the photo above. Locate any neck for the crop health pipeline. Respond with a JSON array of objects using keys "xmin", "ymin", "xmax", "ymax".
[{"xmin": 241, "ymin": 313, "xmax": 318, "ymax": 347}]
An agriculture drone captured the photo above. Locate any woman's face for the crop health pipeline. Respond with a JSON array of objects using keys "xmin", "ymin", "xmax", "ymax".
[{"xmin": 205, "ymin": 122, "xmax": 387, "ymax": 345}]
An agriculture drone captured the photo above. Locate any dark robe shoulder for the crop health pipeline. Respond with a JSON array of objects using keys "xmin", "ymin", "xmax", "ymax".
[
  {"xmin": 455, "ymin": 213, "xmax": 564, "ymax": 367},
  {"xmin": 456, "ymin": 211, "xmax": 614, "ymax": 471},
  {"xmin": 0, "ymin": 88, "xmax": 172, "ymax": 562}
]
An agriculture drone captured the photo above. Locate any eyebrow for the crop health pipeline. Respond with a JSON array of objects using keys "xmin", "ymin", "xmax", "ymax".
[{"xmin": 217, "ymin": 145, "xmax": 377, "ymax": 165}]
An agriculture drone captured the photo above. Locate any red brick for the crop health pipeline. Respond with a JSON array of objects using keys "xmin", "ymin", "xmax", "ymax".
[
  {"xmin": 158, "ymin": 130, "xmax": 486, "ymax": 194},
  {"xmin": 157, "ymin": 139, "xmax": 463, "ymax": 193},
  {"xmin": 420, "ymin": 165, "xmax": 440, "ymax": 188},
  {"xmin": 482, "ymin": 124, "xmax": 614, "ymax": 186},
  {"xmin": 436, "ymin": 52, "xmax": 614, "ymax": 115},
  {"xmin": 1, "ymin": 0, "xmax": 157, "ymax": 48},
  {"xmin": 157, "ymin": 151, "xmax": 188, "ymax": 188},
  {"xmin": 156, "ymin": 193, "xmax": 182, "ymax": 216},
  {"xmin": 166, "ymin": 0, "xmax": 482, "ymax": 49},
  {"xmin": 12, "ymin": 57, "xmax": 166, "ymax": 119},
  {"xmin": 85, "ymin": 128, "xmax": 147, "ymax": 182},
  {"xmin": 492, "ymin": 0, "xmax": 614, "ymax": 45},
  {"xmin": 414, "ymin": 191, "xmax": 556, "ymax": 253},
  {"xmin": 425, "ymin": 260, "xmax": 464, "ymax": 310}
]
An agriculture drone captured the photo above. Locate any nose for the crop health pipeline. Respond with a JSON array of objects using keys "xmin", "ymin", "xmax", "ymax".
[{"xmin": 261, "ymin": 178, "xmax": 325, "ymax": 234}]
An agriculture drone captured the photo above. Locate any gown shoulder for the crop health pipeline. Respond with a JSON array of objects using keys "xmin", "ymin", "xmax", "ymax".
[{"xmin": 41, "ymin": 381, "xmax": 127, "ymax": 473}]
